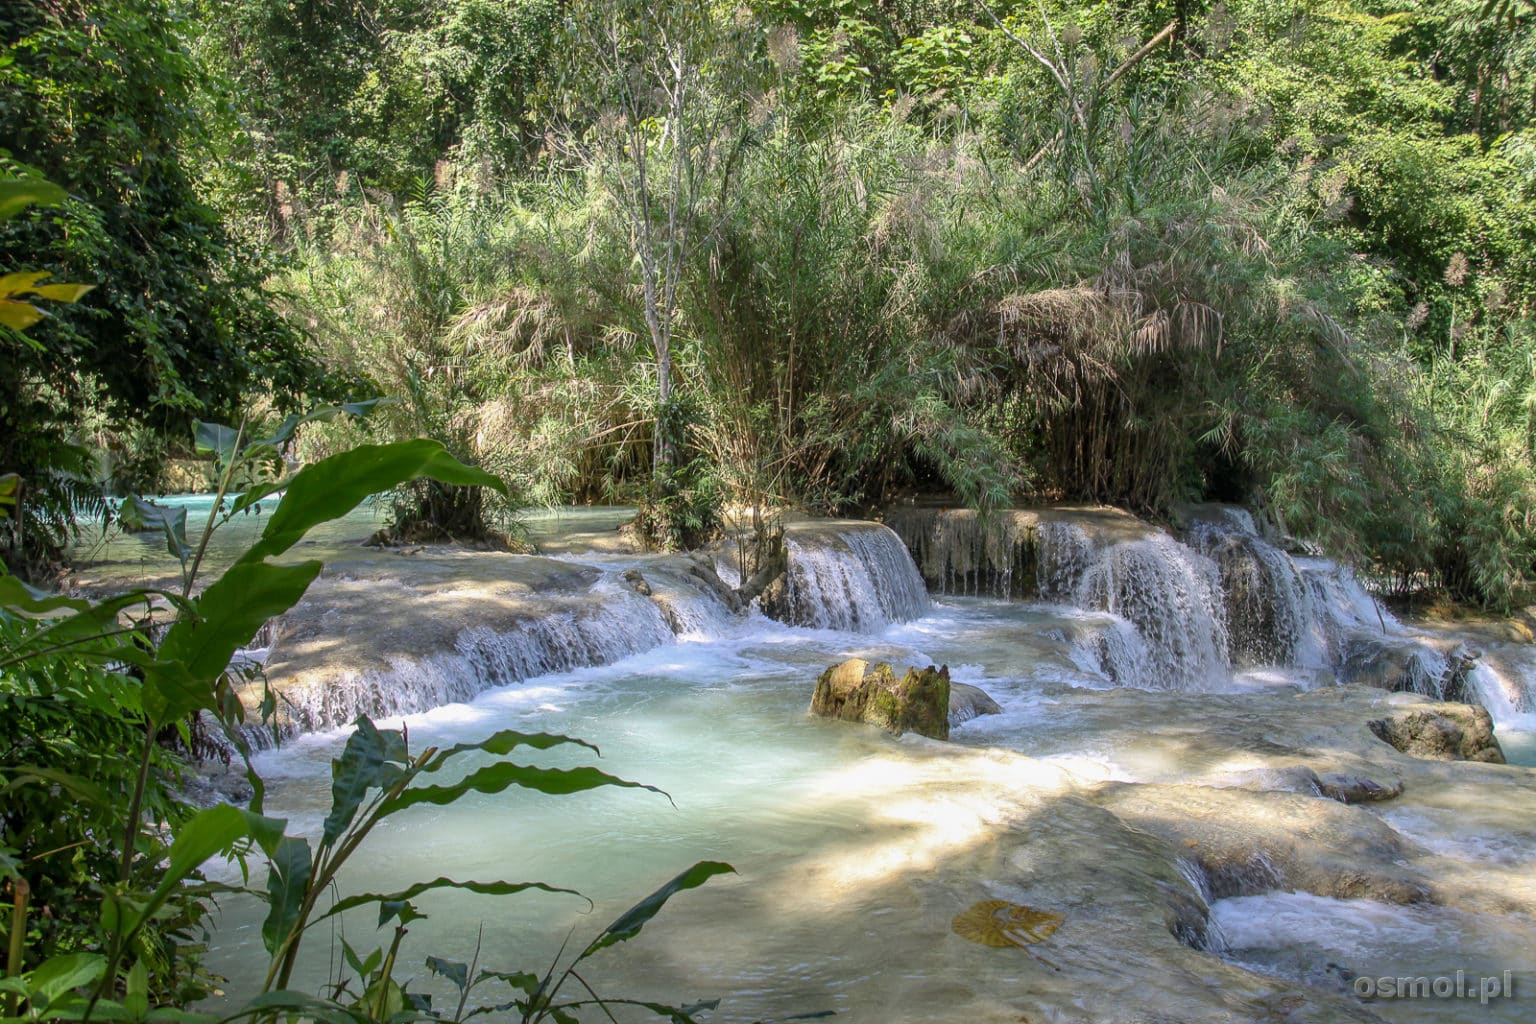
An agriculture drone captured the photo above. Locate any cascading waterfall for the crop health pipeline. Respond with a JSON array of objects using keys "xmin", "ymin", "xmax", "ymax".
[
  {"xmin": 1038, "ymin": 521, "xmax": 1231, "ymax": 689},
  {"xmin": 764, "ymin": 522, "xmax": 930, "ymax": 632},
  {"xmin": 1055, "ymin": 613, "xmax": 1156, "ymax": 687},
  {"xmin": 1187, "ymin": 516, "xmax": 1326, "ymax": 670},
  {"xmin": 256, "ymin": 581, "xmax": 681, "ymax": 740}
]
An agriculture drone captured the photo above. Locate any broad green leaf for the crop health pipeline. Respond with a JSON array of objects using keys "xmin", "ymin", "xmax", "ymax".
[
  {"xmin": 424, "ymin": 957, "xmax": 467, "ymax": 994},
  {"xmin": 341, "ymin": 940, "xmax": 382, "ymax": 983},
  {"xmin": 194, "ymin": 421, "xmax": 241, "ymax": 462},
  {"xmin": 239, "ymin": 440, "xmax": 506, "ymax": 565},
  {"xmin": 261, "ymin": 836, "xmax": 314, "ymax": 955},
  {"xmin": 322, "ymin": 718, "xmax": 409, "ymax": 846},
  {"xmin": 25, "ymin": 953, "xmax": 106, "ymax": 1012},
  {"xmin": 319, "ymin": 878, "xmax": 588, "ymax": 923},
  {"xmin": 141, "ymin": 659, "xmax": 209, "ymax": 723},
  {"xmin": 124, "ymin": 806, "xmax": 283, "ymax": 939},
  {"xmin": 0, "ymin": 591, "xmax": 155, "ymax": 665},
  {"xmin": 0, "ymin": 178, "xmax": 67, "ymax": 219},
  {"xmin": 378, "ymin": 763, "xmax": 666, "ymax": 817},
  {"xmin": 158, "ymin": 559, "xmax": 322, "ymax": 686},
  {"xmin": 0, "ymin": 573, "xmax": 90, "ymax": 616},
  {"xmin": 127, "ymin": 498, "xmax": 191, "ymax": 563},
  {"xmin": 375, "ymin": 898, "xmax": 425, "ymax": 928},
  {"xmin": 582, "ymin": 862, "xmax": 735, "ymax": 957},
  {"xmin": 125, "ymin": 960, "xmax": 149, "ymax": 1022},
  {"xmin": 419, "ymin": 730, "xmax": 601, "ymax": 773},
  {"xmin": 0, "ymin": 472, "xmax": 16, "ymax": 515}
]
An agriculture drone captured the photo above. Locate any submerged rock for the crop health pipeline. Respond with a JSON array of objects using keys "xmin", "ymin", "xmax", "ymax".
[
  {"xmin": 810, "ymin": 658, "xmax": 951, "ymax": 739},
  {"xmin": 949, "ymin": 681, "xmax": 1003, "ymax": 725},
  {"xmin": 1369, "ymin": 702, "xmax": 1506, "ymax": 763}
]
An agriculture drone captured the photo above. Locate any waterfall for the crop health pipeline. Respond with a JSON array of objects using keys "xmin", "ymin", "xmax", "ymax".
[
  {"xmin": 1056, "ymin": 613, "xmax": 1156, "ymax": 687},
  {"xmin": 764, "ymin": 522, "xmax": 929, "ymax": 632},
  {"xmin": 258, "ymin": 581, "xmax": 679, "ymax": 739},
  {"xmin": 1466, "ymin": 648, "xmax": 1536, "ymax": 726},
  {"xmin": 1038, "ymin": 521, "xmax": 1231, "ymax": 689},
  {"xmin": 884, "ymin": 507, "xmax": 1038, "ymax": 598},
  {"xmin": 1187, "ymin": 517, "xmax": 1326, "ymax": 669}
]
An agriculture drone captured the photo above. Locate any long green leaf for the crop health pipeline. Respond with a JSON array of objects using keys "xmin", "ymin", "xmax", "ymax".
[
  {"xmin": 0, "ymin": 574, "xmax": 90, "ymax": 616},
  {"xmin": 22, "ymin": 953, "xmax": 105, "ymax": 1013},
  {"xmin": 0, "ymin": 592, "xmax": 154, "ymax": 665},
  {"xmin": 121, "ymin": 806, "xmax": 284, "ymax": 940},
  {"xmin": 157, "ymin": 559, "xmax": 322, "ymax": 688},
  {"xmin": 261, "ymin": 836, "xmax": 314, "ymax": 956},
  {"xmin": 239, "ymin": 440, "xmax": 506, "ymax": 564},
  {"xmin": 322, "ymin": 718, "xmax": 409, "ymax": 846},
  {"xmin": 319, "ymin": 878, "xmax": 588, "ymax": 922},
  {"xmin": 378, "ymin": 764, "xmax": 666, "ymax": 817},
  {"xmin": 419, "ymin": 730, "xmax": 601, "ymax": 773},
  {"xmin": 194, "ymin": 422, "xmax": 241, "ymax": 463},
  {"xmin": 582, "ymin": 862, "xmax": 735, "ymax": 957}
]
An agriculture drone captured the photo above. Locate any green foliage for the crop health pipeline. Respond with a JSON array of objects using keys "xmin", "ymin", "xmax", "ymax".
[
  {"xmin": 1, "ymin": 425, "xmax": 739, "ymax": 1023},
  {"xmin": 0, "ymin": 1, "xmax": 332, "ymax": 575}
]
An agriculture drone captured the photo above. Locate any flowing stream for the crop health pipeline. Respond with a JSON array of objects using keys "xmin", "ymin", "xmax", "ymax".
[{"xmin": 105, "ymin": 505, "xmax": 1536, "ymax": 1023}]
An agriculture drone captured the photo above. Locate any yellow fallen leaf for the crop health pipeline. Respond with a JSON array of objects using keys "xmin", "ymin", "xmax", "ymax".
[{"xmin": 952, "ymin": 900, "xmax": 1064, "ymax": 948}]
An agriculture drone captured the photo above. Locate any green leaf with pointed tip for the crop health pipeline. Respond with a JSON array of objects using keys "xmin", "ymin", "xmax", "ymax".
[
  {"xmin": 121, "ymin": 806, "xmax": 284, "ymax": 941},
  {"xmin": 320, "ymin": 878, "xmax": 588, "ymax": 924},
  {"xmin": 127, "ymin": 498, "xmax": 191, "ymax": 564},
  {"xmin": 0, "ymin": 573, "xmax": 90, "ymax": 616},
  {"xmin": 157, "ymin": 559, "xmax": 322, "ymax": 687},
  {"xmin": 582, "ymin": 862, "xmax": 735, "ymax": 958},
  {"xmin": 0, "ymin": 473, "xmax": 17, "ymax": 516},
  {"xmin": 262, "ymin": 836, "xmax": 313, "ymax": 955},
  {"xmin": 25, "ymin": 953, "xmax": 105, "ymax": 1012},
  {"xmin": 323, "ymin": 718, "xmax": 409, "ymax": 846},
  {"xmin": 239, "ymin": 440, "xmax": 506, "ymax": 565},
  {"xmin": 0, "ymin": 591, "xmax": 154, "ymax": 665},
  {"xmin": 425, "ymin": 957, "xmax": 467, "ymax": 994},
  {"xmin": 419, "ymin": 730, "xmax": 601, "ymax": 773},
  {"xmin": 194, "ymin": 421, "xmax": 241, "ymax": 462},
  {"xmin": 0, "ymin": 766, "xmax": 110, "ymax": 807},
  {"xmin": 378, "ymin": 763, "xmax": 665, "ymax": 817}
]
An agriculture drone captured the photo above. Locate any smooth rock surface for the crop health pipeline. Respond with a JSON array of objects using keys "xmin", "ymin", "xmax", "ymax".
[{"xmin": 949, "ymin": 681, "xmax": 1003, "ymax": 725}]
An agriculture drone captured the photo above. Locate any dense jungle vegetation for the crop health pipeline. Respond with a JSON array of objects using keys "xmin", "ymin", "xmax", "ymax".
[
  {"xmin": 5, "ymin": 0, "xmax": 1536, "ymax": 606},
  {"xmin": 1, "ymin": 2, "xmax": 1535, "ymax": 1022}
]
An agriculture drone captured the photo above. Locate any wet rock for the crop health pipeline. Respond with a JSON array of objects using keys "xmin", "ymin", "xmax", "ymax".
[
  {"xmin": 1093, "ymin": 782, "xmax": 1433, "ymax": 904},
  {"xmin": 1316, "ymin": 771, "xmax": 1404, "ymax": 803},
  {"xmin": 810, "ymin": 658, "xmax": 950, "ymax": 739},
  {"xmin": 1339, "ymin": 633, "xmax": 1474, "ymax": 701},
  {"xmin": 949, "ymin": 682, "xmax": 1003, "ymax": 725},
  {"xmin": 1368, "ymin": 703, "xmax": 1506, "ymax": 763},
  {"xmin": 620, "ymin": 568, "xmax": 652, "ymax": 596}
]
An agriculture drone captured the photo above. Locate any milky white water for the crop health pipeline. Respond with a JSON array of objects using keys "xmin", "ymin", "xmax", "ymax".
[
  {"xmin": 71, "ymin": 501, "xmax": 1530, "ymax": 1022},
  {"xmin": 196, "ymin": 594, "xmax": 1536, "ymax": 1023}
]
